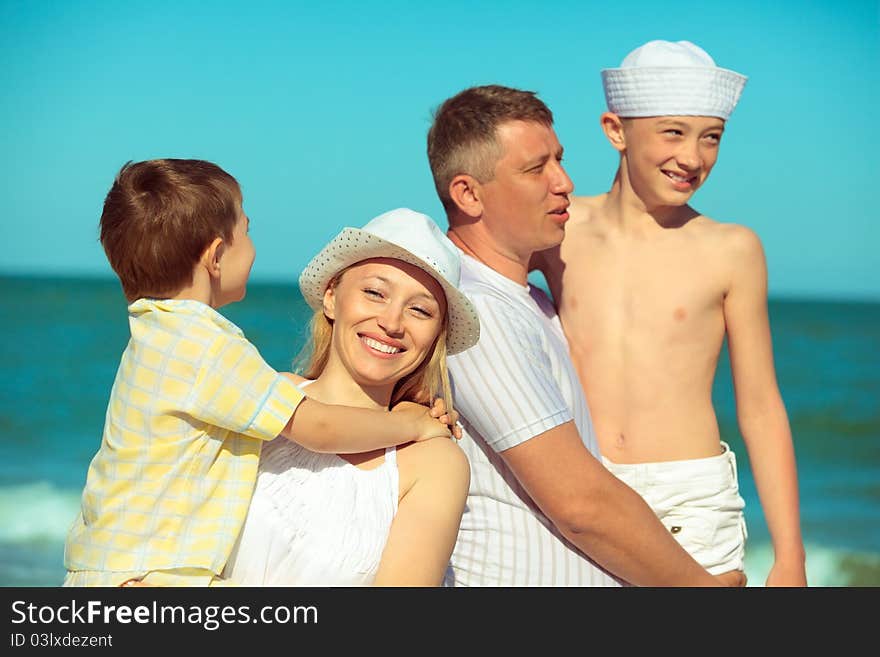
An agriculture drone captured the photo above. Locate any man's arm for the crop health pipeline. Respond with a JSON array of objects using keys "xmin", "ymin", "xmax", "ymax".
[
  {"xmin": 501, "ymin": 421, "xmax": 724, "ymax": 586},
  {"xmin": 449, "ymin": 291, "xmax": 732, "ymax": 586},
  {"xmin": 723, "ymin": 226, "xmax": 807, "ymax": 586}
]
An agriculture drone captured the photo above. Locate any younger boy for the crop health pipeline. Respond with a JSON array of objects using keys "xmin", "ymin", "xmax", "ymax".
[
  {"xmin": 64, "ymin": 159, "xmax": 457, "ymax": 586},
  {"xmin": 533, "ymin": 41, "xmax": 806, "ymax": 585}
]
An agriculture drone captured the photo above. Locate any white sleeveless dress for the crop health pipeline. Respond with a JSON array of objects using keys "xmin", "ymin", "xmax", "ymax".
[{"xmin": 223, "ymin": 383, "xmax": 399, "ymax": 586}]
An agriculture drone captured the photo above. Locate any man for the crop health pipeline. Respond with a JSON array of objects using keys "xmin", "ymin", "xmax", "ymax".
[{"xmin": 427, "ymin": 84, "xmax": 743, "ymax": 586}]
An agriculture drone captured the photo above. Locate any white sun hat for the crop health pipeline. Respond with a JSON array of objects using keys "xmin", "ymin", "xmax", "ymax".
[
  {"xmin": 601, "ymin": 40, "xmax": 747, "ymax": 120},
  {"xmin": 298, "ymin": 207, "xmax": 480, "ymax": 355}
]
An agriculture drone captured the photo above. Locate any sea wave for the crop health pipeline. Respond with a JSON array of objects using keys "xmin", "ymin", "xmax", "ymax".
[
  {"xmin": 744, "ymin": 540, "xmax": 880, "ymax": 587},
  {"xmin": 1, "ymin": 481, "xmax": 878, "ymax": 586},
  {"xmin": 0, "ymin": 481, "xmax": 81, "ymax": 542}
]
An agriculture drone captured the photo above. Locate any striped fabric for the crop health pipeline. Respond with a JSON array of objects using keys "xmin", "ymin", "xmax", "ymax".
[
  {"xmin": 64, "ymin": 298, "xmax": 304, "ymax": 578},
  {"xmin": 445, "ymin": 255, "xmax": 622, "ymax": 586}
]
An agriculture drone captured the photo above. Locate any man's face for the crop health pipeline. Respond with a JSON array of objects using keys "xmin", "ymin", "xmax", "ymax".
[
  {"xmin": 622, "ymin": 115, "xmax": 725, "ymax": 209},
  {"xmin": 478, "ymin": 120, "xmax": 573, "ymax": 262}
]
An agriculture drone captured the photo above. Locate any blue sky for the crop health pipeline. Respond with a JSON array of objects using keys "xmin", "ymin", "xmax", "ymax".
[{"xmin": 2, "ymin": 0, "xmax": 878, "ymax": 300}]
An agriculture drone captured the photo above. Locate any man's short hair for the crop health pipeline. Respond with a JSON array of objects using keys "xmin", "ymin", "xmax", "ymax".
[
  {"xmin": 99, "ymin": 159, "xmax": 242, "ymax": 302},
  {"xmin": 427, "ymin": 85, "xmax": 554, "ymax": 212}
]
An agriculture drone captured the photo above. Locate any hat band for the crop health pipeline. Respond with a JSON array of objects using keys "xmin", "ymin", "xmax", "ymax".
[{"xmin": 602, "ymin": 67, "xmax": 747, "ymax": 119}]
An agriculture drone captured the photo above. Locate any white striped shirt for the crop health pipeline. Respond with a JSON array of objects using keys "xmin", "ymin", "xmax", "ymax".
[{"xmin": 445, "ymin": 254, "xmax": 622, "ymax": 586}]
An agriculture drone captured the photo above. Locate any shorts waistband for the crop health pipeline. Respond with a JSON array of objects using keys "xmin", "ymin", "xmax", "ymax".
[{"xmin": 601, "ymin": 441, "xmax": 738, "ymax": 484}]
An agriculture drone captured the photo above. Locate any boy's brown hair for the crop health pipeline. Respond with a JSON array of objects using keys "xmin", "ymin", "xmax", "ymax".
[
  {"xmin": 427, "ymin": 84, "xmax": 554, "ymax": 212},
  {"xmin": 99, "ymin": 158, "xmax": 242, "ymax": 302}
]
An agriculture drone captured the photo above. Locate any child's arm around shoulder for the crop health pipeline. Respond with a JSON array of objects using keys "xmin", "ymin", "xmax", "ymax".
[
  {"xmin": 721, "ymin": 222, "xmax": 807, "ymax": 586},
  {"xmin": 277, "ymin": 373, "xmax": 459, "ymax": 454}
]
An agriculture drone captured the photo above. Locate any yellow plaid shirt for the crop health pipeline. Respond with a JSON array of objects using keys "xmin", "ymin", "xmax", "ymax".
[{"xmin": 64, "ymin": 298, "xmax": 304, "ymax": 575}]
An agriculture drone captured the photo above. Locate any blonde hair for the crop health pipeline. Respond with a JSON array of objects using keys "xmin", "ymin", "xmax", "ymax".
[{"xmin": 293, "ymin": 270, "xmax": 454, "ymax": 412}]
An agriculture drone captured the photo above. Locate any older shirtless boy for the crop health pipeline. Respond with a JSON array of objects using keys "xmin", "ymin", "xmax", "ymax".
[{"xmin": 533, "ymin": 40, "xmax": 806, "ymax": 585}]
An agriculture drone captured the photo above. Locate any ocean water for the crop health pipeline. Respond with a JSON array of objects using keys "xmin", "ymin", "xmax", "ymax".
[{"xmin": 0, "ymin": 275, "xmax": 877, "ymax": 587}]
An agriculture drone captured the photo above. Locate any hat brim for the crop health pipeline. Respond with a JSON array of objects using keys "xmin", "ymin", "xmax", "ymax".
[
  {"xmin": 299, "ymin": 228, "xmax": 480, "ymax": 355},
  {"xmin": 601, "ymin": 66, "xmax": 747, "ymax": 119}
]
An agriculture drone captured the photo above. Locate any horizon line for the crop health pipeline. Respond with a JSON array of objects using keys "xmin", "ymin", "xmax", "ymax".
[{"xmin": 2, "ymin": 269, "xmax": 878, "ymax": 306}]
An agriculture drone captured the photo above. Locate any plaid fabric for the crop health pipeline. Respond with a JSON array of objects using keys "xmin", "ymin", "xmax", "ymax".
[
  {"xmin": 64, "ymin": 298, "xmax": 304, "ymax": 576},
  {"xmin": 63, "ymin": 567, "xmax": 223, "ymax": 587}
]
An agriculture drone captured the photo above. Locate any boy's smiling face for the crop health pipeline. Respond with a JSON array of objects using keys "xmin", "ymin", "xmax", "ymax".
[{"xmin": 621, "ymin": 115, "xmax": 725, "ymax": 210}]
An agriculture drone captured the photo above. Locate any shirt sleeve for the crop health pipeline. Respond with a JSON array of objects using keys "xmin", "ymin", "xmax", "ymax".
[
  {"xmin": 183, "ymin": 332, "xmax": 305, "ymax": 441},
  {"xmin": 448, "ymin": 291, "xmax": 572, "ymax": 452}
]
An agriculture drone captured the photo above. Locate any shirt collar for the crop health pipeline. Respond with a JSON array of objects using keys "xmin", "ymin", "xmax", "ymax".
[
  {"xmin": 458, "ymin": 250, "xmax": 532, "ymax": 298},
  {"xmin": 128, "ymin": 298, "xmax": 244, "ymax": 337}
]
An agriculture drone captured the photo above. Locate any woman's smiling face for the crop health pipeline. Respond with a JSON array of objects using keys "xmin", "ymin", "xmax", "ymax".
[{"xmin": 323, "ymin": 258, "xmax": 447, "ymax": 391}]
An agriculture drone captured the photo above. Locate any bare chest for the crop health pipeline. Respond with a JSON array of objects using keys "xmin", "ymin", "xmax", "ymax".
[{"xmin": 548, "ymin": 235, "xmax": 729, "ymax": 345}]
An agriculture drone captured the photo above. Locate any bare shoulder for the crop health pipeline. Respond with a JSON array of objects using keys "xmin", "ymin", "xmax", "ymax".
[
  {"xmin": 703, "ymin": 218, "xmax": 765, "ymax": 261},
  {"xmin": 397, "ymin": 437, "xmax": 470, "ymax": 480},
  {"xmin": 552, "ymin": 194, "xmax": 605, "ymax": 251},
  {"xmin": 533, "ymin": 194, "xmax": 604, "ymax": 273},
  {"xmin": 569, "ymin": 193, "xmax": 605, "ymax": 224},
  {"xmin": 695, "ymin": 218, "xmax": 768, "ymax": 294}
]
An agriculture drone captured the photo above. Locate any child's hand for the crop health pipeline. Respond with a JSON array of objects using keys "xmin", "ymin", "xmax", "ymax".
[
  {"xmin": 427, "ymin": 397, "xmax": 462, "ymax": 440},
  {"xmin": 391, "ymin": 400, "xmax": 459, "ymax": 442}
]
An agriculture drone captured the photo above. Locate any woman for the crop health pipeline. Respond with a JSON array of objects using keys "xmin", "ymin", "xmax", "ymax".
[{"xmin": 223, "ymin": 208, "xmax": 480, "ymax": 586}]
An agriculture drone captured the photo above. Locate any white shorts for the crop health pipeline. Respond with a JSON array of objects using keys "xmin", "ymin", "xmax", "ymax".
[{"xmin": 602, "ymin": 442, "xmax": 747, "ymax": 575}]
